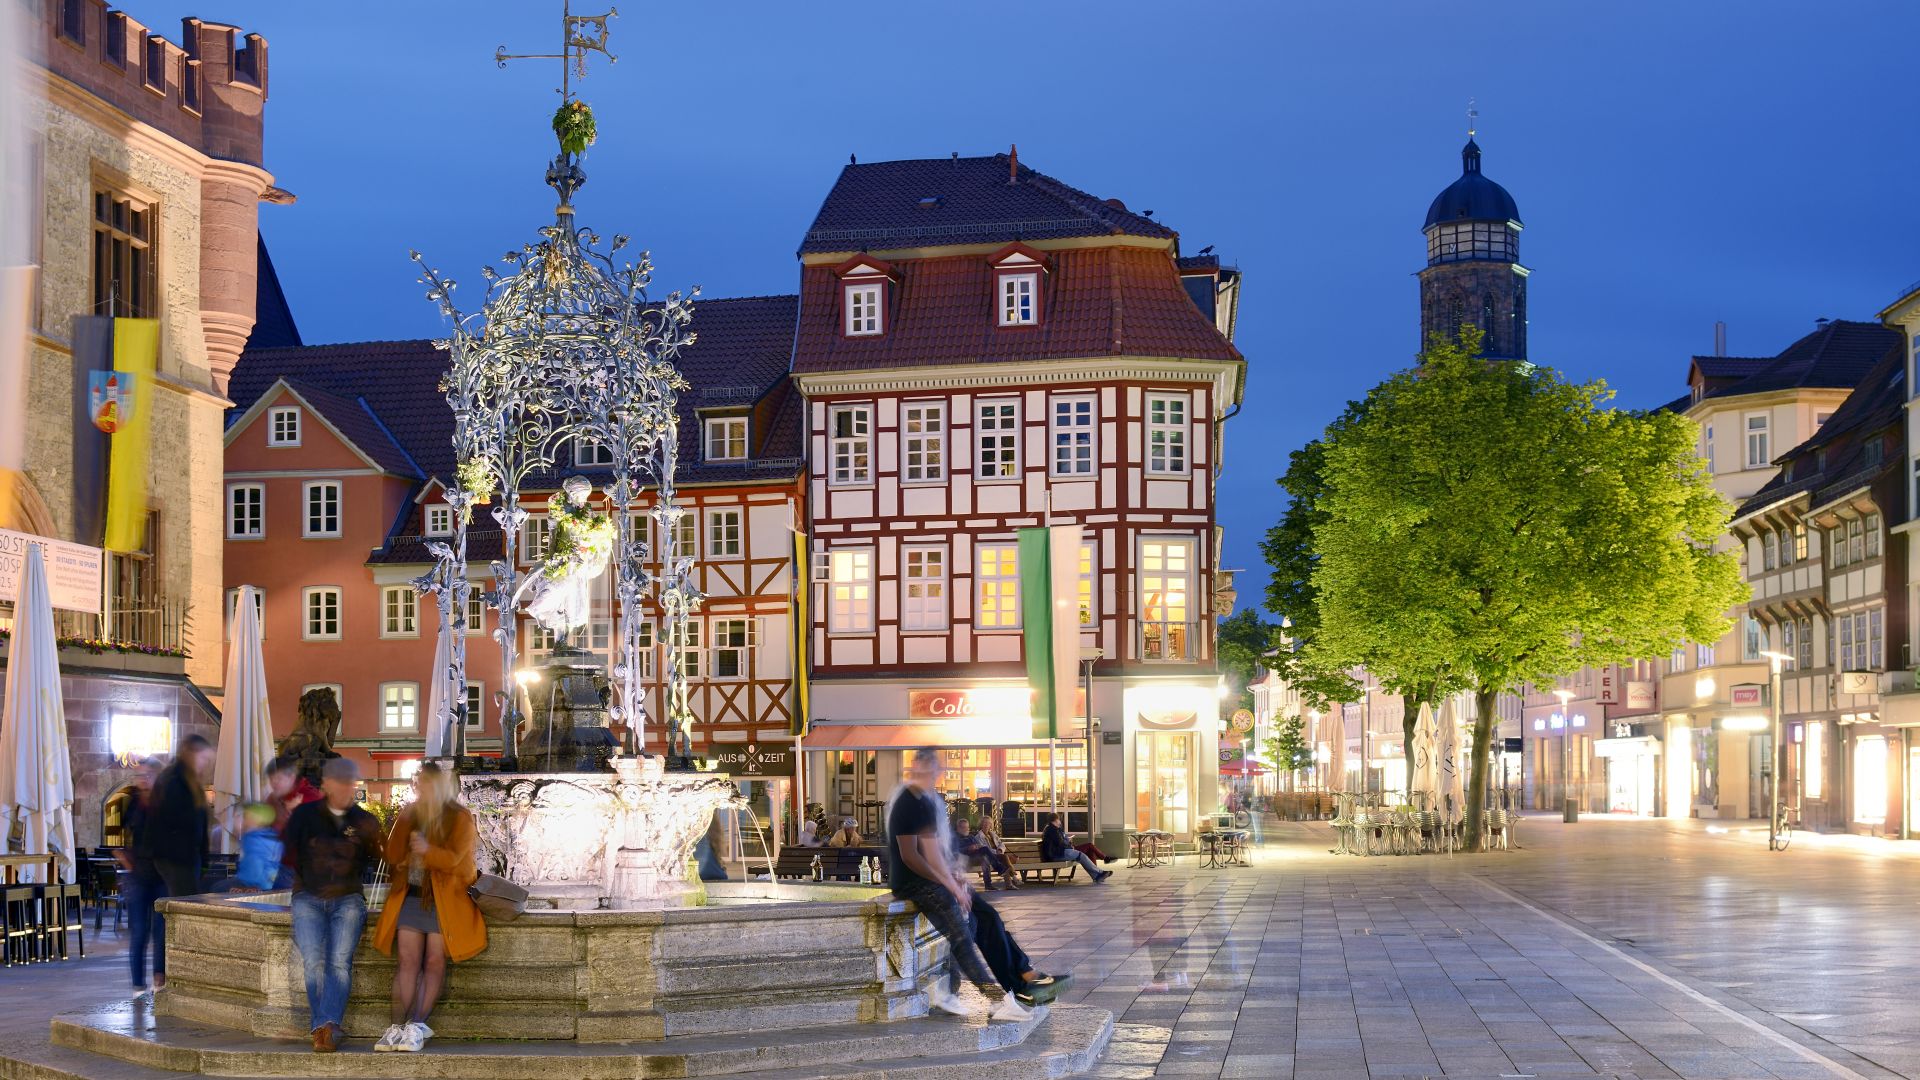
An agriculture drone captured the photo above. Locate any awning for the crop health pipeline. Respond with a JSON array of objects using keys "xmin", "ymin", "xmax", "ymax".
[
  {"xmin": 1593, "ymin": 736, "xmax": 1661, "ymax": 759},
  {"xmin": 803, "ymin": 720, "xmax": 1087, "ymax": 752},
  {"xmin": 1220, "ymin": 762, "xmax": 1270, "ymax": 775}
]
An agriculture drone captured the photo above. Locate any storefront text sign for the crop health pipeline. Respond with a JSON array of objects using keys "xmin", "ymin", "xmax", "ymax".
[
  {"xmin": 0, "ymin": 528, "xmax": 103, "ymax": 615},
  {"xmin": 1730, "ymin": 683, "xmax": 1765, "ymax": 708},
  {"xmin": 704, "ymin": 743, "xmax": 796, "ymax": 778},
  {"xmin": 909, "ymin": 687, "xmax": 1086, "ymax": 722},
  {"xmin": 1597, "ymin": 670, "xmax": 1618, "ymax": 704},
  {"xmin": 1625, "ymin": 681, "xmax": 1655, "ymax": 710}
]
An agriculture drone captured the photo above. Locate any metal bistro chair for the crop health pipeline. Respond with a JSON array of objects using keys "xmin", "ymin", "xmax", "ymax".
[
  {"xmin": 1485, "ymin": 807, "xmax": 1512, "ymax": 851},
  {"xmin": 39, "ymin": 882, "xmax": 84, "ymax": 960},
  {"xmin": 2, "ymin": 885, "xmax": 43, "ymax": 965},
  {"xmin": 1329, "ymin": 792, "xmax": 1357, "ymax": 855}
]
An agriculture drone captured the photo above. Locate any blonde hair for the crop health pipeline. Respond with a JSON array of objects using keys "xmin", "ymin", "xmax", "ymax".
[{"xmin": 410, "ymin": 763, "xmax": 460, "ymax": 843}]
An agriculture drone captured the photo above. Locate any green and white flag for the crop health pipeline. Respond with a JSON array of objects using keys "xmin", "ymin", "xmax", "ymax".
[{"xmin": 1020, "ymin": 524, "xmax": 1084, "ymax": 741}]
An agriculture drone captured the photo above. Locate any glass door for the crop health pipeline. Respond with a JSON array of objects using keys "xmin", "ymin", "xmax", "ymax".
[{"xmin": 1135, "ymin": 732, "xmax": 1196, "ymax": 836}]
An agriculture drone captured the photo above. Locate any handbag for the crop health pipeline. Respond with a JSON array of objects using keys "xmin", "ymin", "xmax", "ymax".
[{"xmin": 468, "ymin": 873, "xmax": 529, "ymax": 921}]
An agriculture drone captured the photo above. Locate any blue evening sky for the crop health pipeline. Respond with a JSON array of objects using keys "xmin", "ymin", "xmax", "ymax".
[{"xmin": 244, "ymin": 1, "xmax": 1919, "ymax": 617}]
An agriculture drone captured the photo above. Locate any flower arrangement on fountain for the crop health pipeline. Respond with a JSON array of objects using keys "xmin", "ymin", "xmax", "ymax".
[
  {"xmin": 455, "ymin": 457, "xmax": 496, "ymax": 510},
  {"xmin": 552, "ymin": 100, "xmax": 597, "ymax": 156},
  {"xmin": 521, "ymin": 475, "xmax": 613, "ymax": 638}
]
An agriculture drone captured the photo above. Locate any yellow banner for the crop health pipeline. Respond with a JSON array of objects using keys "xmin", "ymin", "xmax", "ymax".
[
  {"xmin": 790, "ymin": 528, "xmax": 811, "ymax": 737},
  {"xmin": 103, "ymin": 318, "xmax": 158, "ymax": 553}
]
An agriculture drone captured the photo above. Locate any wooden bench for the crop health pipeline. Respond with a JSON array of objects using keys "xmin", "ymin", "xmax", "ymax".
[{"xmin": 1012, "ymin": 860, "xmax": 1081, "ymax": 884}]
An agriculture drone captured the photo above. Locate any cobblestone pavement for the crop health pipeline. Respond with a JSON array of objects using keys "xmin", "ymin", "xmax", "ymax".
[
  {"xmin": 988, "ymin": 814, "xmax": 1920, "ymax": 1079},
  {"xmin": 8, "ymin": 816, "xmax": 1920, "ymax": 1079}
]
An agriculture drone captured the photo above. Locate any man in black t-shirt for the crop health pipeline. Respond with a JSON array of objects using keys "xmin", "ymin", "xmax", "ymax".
[{"xmin": 886, "ymin": 749, "xmax": 1030, "ymax": 1022}]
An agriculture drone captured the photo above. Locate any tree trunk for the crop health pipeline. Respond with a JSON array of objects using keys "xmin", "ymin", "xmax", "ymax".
[{"xmin": 1462, "ymin": 684, "xmax": 1499, "ymax": 852}]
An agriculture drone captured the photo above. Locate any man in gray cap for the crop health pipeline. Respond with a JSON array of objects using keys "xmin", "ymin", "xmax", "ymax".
[{"xmin": 281, "ymin": 757, "xmax": 383, "ymax": 1053}]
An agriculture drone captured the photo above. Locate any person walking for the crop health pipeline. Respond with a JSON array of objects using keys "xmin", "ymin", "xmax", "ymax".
[
  {"xmin": 116, "ymin": 757, "xmax": 165, "ymax": 995},
  {"xmin": 371, "ymin": 763, "xmax": 485, "ymax": 1053},
  {"xmin": 1040, "ymin": 814, "xmax": 1110, "ymax": 883},
  {"xmin": 147, "ymin": 735, "xmax": 214, "ymax": 902},
  {"xmin": 283, "ymin": 758, "xmax": 383, "ymax": 1053},
  {"xmin": 885, "ymin": 749, "xmax": 1030, "ymax": 1022}
]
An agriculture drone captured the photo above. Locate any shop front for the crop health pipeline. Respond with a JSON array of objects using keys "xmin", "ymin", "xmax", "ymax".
[
  {"xmin": 1592, "ymin": 732, "xmax": 1661, "ymax": 816},
  {"xmin": 1122, "ymin": 682, "xmax": 1221, "ymax": 843}
]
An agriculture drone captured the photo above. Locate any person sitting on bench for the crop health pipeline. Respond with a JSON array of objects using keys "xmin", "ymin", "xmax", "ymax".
[
  {"xmin": 952, "ymin": 816, "xmax": 1018, "ymax": 890},
  {"xmin": 1040, "ymin": 814, "xmax": 1110, "ymax": 883},
  {"xmin": 826, "ymin": 819, "xmax": 864, "ymax": 848}
]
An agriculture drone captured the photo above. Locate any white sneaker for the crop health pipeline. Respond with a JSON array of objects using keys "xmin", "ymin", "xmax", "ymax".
[
  {"xmin": 373, "ymin": 1024, "xmax": 404, "ymax": 1051},
  {"xmin": 925, "ymin": 984, "xmax": 973, "ymax": 1018},
  {"xmin": 395, "ymin": 1021, "xmax": 431, "ymax": 1052},
  {"xmin": 989, "ymin": 995, "xmax": 1034, "ymax": 1022}
]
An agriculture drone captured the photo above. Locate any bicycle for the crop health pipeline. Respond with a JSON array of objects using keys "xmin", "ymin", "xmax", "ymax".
[{"xmin": 1771, "ymin": 804, "xmax": 1798, "ymax": 851}]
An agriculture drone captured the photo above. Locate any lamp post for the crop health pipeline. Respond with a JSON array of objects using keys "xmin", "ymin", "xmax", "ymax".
[
  {"xmin": 1760, "ymin": 649, "xmax": 1795, "ymax": 851},
  {"xmin": 1553, "ymin": 688, "xmax": 1577, "ymax": 823}
]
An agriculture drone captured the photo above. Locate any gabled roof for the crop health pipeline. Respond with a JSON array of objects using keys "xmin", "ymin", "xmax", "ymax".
[
  {"xmin": 798, "ymin": 153, "xmax": 1177, "ymax": 255},
  {"xmin": 1697, "ymin": 320, "xmax": 1899, "ymax": 404},
  {"xmin": 1734, "ymin": 338, "xmax": 1905, "ymax": 520},
  {"xmin": 230, "ymin": 339, "xmax": 458, "ymax": 474},
  {"xmin": 223, "ymin": 376, "xmax": 420, "ymax": 478},
  {"xmin": 792, "ymin": 245, "xmax": 1240, "ymax": 374}
]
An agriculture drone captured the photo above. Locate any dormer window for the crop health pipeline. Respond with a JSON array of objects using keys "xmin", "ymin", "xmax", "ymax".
[
  {"xmin": 268, "ymin": 406, "xmax": 301, "ymax": 447},
  {"xmin": 705, "ymin": 416, "xmax": 748, "ymax": 461},
  {"xmin": 988, "ymin": 243, "xmax": 1048, "ymax": 329},
  {"xmin": 1000, "ymin": 274, "xmax": 1037, "ymax": 326},
  {"xmin": 845, "ymin": 284, "xmax": 882, "ymax": 336}
]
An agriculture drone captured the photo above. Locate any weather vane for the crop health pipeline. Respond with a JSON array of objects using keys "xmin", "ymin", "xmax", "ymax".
[
  {"xmin": 1467, "ymin": 97, "xmax": 1478, "ymax": 139},
  {"xmin": 495, "ymin": 0, "xmax": 618, "ymax": 103}
]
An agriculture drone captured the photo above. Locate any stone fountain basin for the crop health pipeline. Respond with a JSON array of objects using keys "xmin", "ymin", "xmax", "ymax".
[{"xmin": 153, "ymin": 881, "xmax": 946, "ymax": 1042}]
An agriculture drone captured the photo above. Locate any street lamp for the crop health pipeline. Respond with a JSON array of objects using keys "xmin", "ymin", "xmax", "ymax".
[
  {"xmin": 1552, "ymin": 688, "xmax": 1577, "ymax": 823},
  {"xmin": 1760, "ymin": 649, "xmax": 1795, "ymax": 852}
]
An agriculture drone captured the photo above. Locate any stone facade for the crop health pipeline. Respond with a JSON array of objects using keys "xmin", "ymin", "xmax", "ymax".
[{"xmin": 1418, "ymin": 259, "xmax": 1528, "ymax": 361}]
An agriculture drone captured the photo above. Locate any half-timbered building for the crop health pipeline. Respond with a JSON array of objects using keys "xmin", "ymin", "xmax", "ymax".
[{"xmin": 789, "ymin": 152, "xmax": 1245, "ymax": 846}]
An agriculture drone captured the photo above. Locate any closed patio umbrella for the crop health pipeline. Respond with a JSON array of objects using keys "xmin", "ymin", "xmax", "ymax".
[
  {"xmin": 212, "ymin": 584, "xmax": 271, "ymax": 853},
  {"xmin": 1437, "ymin": 696, "xmax": 1463, "ymax": 821},
  {"xmin": 1411, "ymin": 701, "xmax": 1438, "ymax": 804},
  {"xmin": 423, "ymin": 608, "xmax": 457, "ymax": 760},
  {"xmin": 0, "ymin": 544, "xmax": 76, "ymax": 883}
]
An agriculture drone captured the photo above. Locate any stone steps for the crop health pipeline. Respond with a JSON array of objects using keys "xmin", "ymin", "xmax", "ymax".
[{"xmin": 20, "ymin": 1001, "xmax": 1114, "ymax": 1080}]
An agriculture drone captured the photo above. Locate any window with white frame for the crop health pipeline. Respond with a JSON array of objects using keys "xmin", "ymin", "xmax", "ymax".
[
  {"xmin": 707, "ymin": 508, "xmax": 742, "ymax": 558},
  {"xmin": 1140, "ymin": 538, "xmax": 1194, "ymax": 660},
  {"xmin": 1051, "ymin": 395, "xmax": 1095, "ymax": 476},
  {"xmin": 268, "ymin": 406, "xmax": 301, "ymax": 447},
  {"xmin": 304, "ymin": 481, "xmax": 341, "ymax": 537},
  {"xmin": 711, "ymin": 617, "xmax": 756, "ymax": 679},
  {"xmin": 845, "ymin": 284, "xmax": 881, "ymax": 336},
  {"xmin": 425, "ymin": 504, "xmax": 454, "ymax": 537},
  {"xmin": 225, "ymin": 588, "xmax": 264, "ymax": 641},
  {"xmin": 828, "ymin": 548, "xmax": 874, "ymax": 632},
  {"xmin": 1792, "ymin": 523, "xmax": 1808, "ymax": 562},
  {"xmin": 901, "ymin": 546, "xmax": 947, "ymax": 631},
  {"xmin": 631, "ymin": 621, "xmax": 656, "ymax": 678},
  {"xmin": 463, "ymin": 683, "xmax": 485, "ymax": 729},
  {"xmin": 1745, "ymin": 413, "xmax": 1770, "ymax": 468},
  {"xmin": 1798, "ymin": 615, "xmax": 1814, "ymax": 669},
  {"xmin": 464, "ymin": 590, "xmax": 486, "ymax": 634},
  {"xmin": 303, "ymin": 587, "xmax": 341, "ymax": 641},
  {"xmin": 705, "ymin": 416, "xmax": 748, "ymax": 461},
  {"xmin": 830, "ymin": 404, "xmax": 872, "ymax": 485},
  {"xmin": 381, "ymin": 586, "xmax": 418, "ymax": 637},
  {"xmin": 902, "ymin": 402, "xmax": 945, "ymax": 483},
  {"xmin": 1077, "ymin": 541, "xmax": 1096, "ymax": 626},
  {"xmin": 1696, "ymin": 641, "xmax": 1716, "ymax": 667},
  {"xmin": 1668, "ymin": 645, "xmax": 1686, "ymax": 674},
  {"xmin": 1866, "ymin": 512, "xmax": 1881, "ymax": 559},
  {"xmin": 976, "ymin": 398, "xmax": 1019, "ymax": 479},
  {"xmin": 1742, "ymin": 616, "xmax": 1766, "ymax": 662},
  {"xmin": 671, "ymin": 620, "xmax": 702, "ymax": 678},
  {"xmin": 999, "ymin": 273, "xmax": 1037, "ymax": 326},
  {"xmin": 1762, "ymin": 532, "xmax": 1777, "ymax": 571},
  {"xmin": 574, "ymin": 436, "xmax": 615, "ymax": 467},
  {"xmin": 670, "ymin": 513, "xmax": 697, "ymax": 560},
  {"xmin": 380, "ymin": 682, "xmax": 419, "ymax": 731},
  {"xmin": 226, "ymin": 483, "xmax": 263, "ymax": 539},
  {"xmin": 527, "ymin": 622, "xmax": 557, "ymax": 652},
  {"xmin": 1849, "ymin": 516, "xmax": 1864, "ymax": 563},
  {"xmin": 975, "ymin": 544, "xmax": 1020, "ymax": 630},
  {"xmin": 1703, "ymin": 423, "xmax": 1714, "ymax": 471},
  {"xmin": 1146, "ymin": 394, "xmax": 1188, "ymax": 474},
  {"xmin": 523, "ymin": 515, "xmax": 552, "ymax": 561}
]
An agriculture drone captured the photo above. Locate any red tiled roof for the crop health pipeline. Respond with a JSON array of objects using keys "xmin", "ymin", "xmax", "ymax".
[{"xmin": 792, "ymin": 246, "xmax": 1239, "ymax": 373}]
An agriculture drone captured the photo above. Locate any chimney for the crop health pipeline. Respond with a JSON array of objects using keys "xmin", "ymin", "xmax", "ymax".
[
  {"xmin": 1714, "ymin": 320, "xmax": 1726, "ymax": 356},
  {"xmin": 1008, "ymin": 143, "xmax": 1018, "ymax": 184}
]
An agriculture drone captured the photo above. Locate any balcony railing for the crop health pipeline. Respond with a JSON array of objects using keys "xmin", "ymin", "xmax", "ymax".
[
  {"xmin": 1, "ymin": 595, "xmax": 188, "ymax": 655},
  {"xmin": 1139, "ymin": 619, "xmax": 1202, "ymax": 663}
]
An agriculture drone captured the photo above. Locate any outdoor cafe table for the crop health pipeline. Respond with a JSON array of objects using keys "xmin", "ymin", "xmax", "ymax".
[
  {"xmin": 1127, "ymin": 829, "xmax": 1171, "ymax": 868},
  {"xmin": 1198, "ymin": 830, "xmax": 1250, "ymax": 869},
  {"xmin": 0, "ymin": 853, "xmax": 59, "ymax": 884}
]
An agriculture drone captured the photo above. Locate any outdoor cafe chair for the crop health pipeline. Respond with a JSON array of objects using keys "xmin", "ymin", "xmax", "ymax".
[
  {"xmin": 39, "ymin": 883, "xmax": 84, "ymax": 960},
  {"xmin": 2, "ymin": 885, "xmax": 43, "ymax": 965}
]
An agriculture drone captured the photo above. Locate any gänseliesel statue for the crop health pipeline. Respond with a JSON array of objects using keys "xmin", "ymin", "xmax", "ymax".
[{"xmin": 517, "ymin": 475, "xmax": 614, "ymax": 646}]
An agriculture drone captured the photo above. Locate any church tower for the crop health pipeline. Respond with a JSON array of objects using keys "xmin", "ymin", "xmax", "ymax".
[{"xmin": 1419, "ymin": 134, "xmax": 1528, "ymax": 361}]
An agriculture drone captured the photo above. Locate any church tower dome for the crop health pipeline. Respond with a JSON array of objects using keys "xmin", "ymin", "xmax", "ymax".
[{"xmin": 1419, "ymin": 135, "xmax": 1529, "ymax": 361}]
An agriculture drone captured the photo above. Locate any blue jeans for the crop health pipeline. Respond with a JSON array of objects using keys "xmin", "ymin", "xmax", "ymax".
[
  {"xmin": 290, "ymin": 893, "xmax": 366, "ymax": 1033},
  {"xmin": 125, "ymin": 872, "xmax": 165, "ymax": 987},
  {"xmin": 1066, "ymin": 851, "xmax": 1102, "ymax": 879}
]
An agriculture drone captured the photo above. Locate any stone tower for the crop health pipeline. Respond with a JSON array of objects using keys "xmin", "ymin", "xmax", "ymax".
[{"xmin": 1419, "ymin": 138, "xmax": 1527, "ymax": 361}]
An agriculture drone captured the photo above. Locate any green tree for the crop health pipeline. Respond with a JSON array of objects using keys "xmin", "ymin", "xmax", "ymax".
[
  {"xmin": 1306, "ymin": 327, "xmax": 1745, "ymax": 848},
  {"xmin": 1215, "ymin": 607, "xmax": 1281, "ymax": 713},
  {"xmin": 1265, "ymin": 713, "xmax": 1312, "ymax": 790},
  {"xmin": 1261, "ymin": 433, "xmax": 1362, "ymax": 711}
]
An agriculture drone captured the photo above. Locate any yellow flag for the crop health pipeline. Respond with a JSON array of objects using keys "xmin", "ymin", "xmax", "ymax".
[{"xmin": 103, "ymin": 318, "xmax": 158, "ymax": 553}]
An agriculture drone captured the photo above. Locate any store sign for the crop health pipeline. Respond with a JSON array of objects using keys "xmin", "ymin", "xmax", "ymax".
[
  {"xmin": 109, "ymin": 714, "xmax": 172, "ymax": 766},
  {"xmin": 1838, "ymin": 671, "xmax": 1877, "ymax": 696},
  {"xmin": 1597, "ymin": 670, "xmax": 1619, "ymax": 704},
  {"xmin": 908, "ymin": 687, "xmax": 1087, "ymax": 723},
  {"xmin": 705, "ymin": 742, "xmax": 795, "ymax": 778},
  {"xmin": 1626, "ymin": 681, "xmax": 1655, "ymax": 710},
  {"xmin": 1730, "ymin": 683, "xmax": 1765, "ymax": 708},
  {"xmin": 1614, "ymin": 722, "xmax": 1633, "ymax": 739},
  {"xmin": 0, "ymin": 529, "xmax": 104, "ymax": 615}
]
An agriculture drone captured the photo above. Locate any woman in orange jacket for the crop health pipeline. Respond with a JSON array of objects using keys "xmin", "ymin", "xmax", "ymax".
[{"xmin": 370, "ymin": 763, "xmax": 486, "ymax": 1053}]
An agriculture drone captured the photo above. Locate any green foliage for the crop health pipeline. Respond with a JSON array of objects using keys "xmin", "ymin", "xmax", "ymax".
[
  {"xmin": 1215, "ymin": 608, "xmax": 1281, "ymax": 711},
  {"xmin": 1261, "ymin": 423, "xmax": 1363, "ymax": 710},
  {"xmin": 553, "ymin": 100, "xmax": 598, "ymax": 156},
  {"xmin": 1304, "ymin": 326, "xmax": 1747, "ymax": 844},
  {"xmin": 1265, "ymin": 714, "xmax": 1313, "ymax": 789}
]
